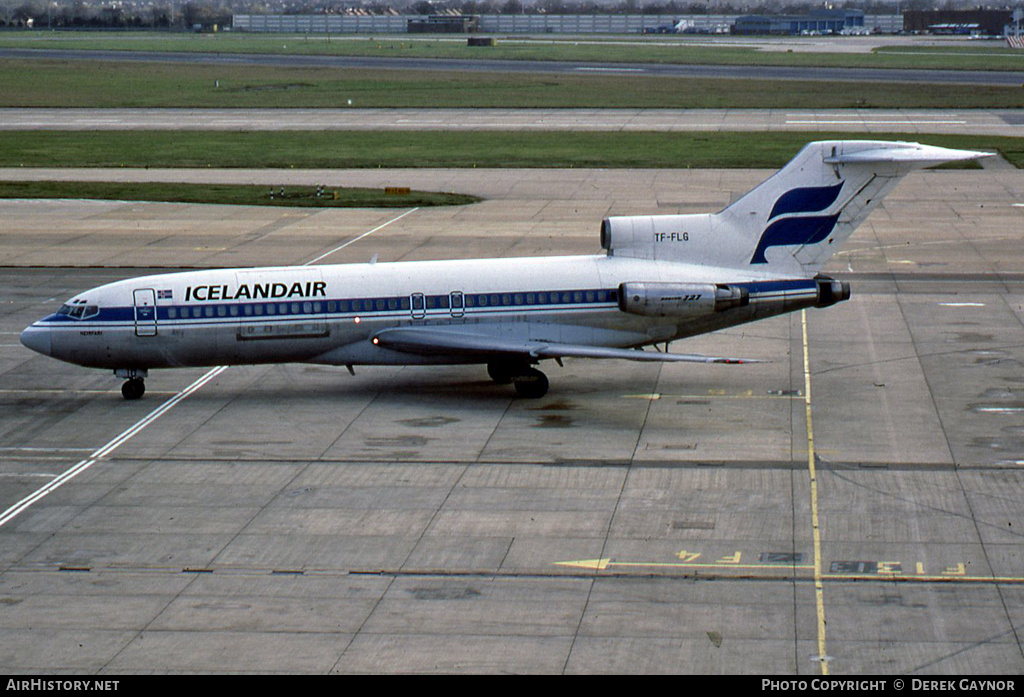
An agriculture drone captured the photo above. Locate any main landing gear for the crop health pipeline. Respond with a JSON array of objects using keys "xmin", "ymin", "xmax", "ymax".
[
  {"xmin": 487, "ymin": 361, "xmax": 549, "ymax": 399},
  {"xmin": 115, "ymin": 368, "xmax": 147, "ymax": 400}
]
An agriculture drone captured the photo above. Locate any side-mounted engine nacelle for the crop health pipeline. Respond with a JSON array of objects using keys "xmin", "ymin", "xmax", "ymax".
[{"xmin": 618, "ymin": 282, "xmax": 749, "ymax": 319}]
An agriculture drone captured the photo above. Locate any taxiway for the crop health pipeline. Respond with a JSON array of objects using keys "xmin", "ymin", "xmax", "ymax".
[
  {"xmin": 0, "ymin": 107, "xmax": 1022, "ymax": 137},
  {"xmin": 2, "ymin": 166, "xmax": 1024, "ymax": 673}
]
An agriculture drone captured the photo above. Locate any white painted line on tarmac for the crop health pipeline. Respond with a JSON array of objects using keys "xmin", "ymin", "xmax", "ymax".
[
  {"xmin": 786, "ymin": 120, "xmax": 966, "ymax": 126},
  {"xmin": 0, "ymin": 209, "xmax": 418, "ymax": 529},
  {"xmin": 305, "ymin": 207, "xmax": 419, "ymax": 266},
  {"xmin": 575, "ymin": 67, "xmax": 646, "ymax": 73},
  {"xmin": 0, "ymin": 365, "xmax": 226, "ymax": 529}
]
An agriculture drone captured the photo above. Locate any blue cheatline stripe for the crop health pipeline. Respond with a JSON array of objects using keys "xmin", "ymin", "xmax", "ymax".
[
  {"xmin": 736, "ymin": 279, "xmax": 819, "ymax": 293},
  {"xmin": 42, "ymin": 281, "xmax": 821, "ymax": 329},
  {"xmin": 42, "ymin": 287, "xmax": 622, "ymax": 326}
]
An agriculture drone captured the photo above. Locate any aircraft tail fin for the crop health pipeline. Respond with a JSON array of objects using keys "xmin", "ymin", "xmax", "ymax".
[{"xmin": 600, "ymin": 141, "xmax": 992, "ymax": 276}]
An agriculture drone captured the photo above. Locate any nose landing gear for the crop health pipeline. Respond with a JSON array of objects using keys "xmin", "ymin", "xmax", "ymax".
[
  {"xmin": 115, "ymin": 368, "xmax": 148, "ymax": 400},
  {"xmin": 121, "ymin": 378, "xmax": 146, "ymax": 400}
]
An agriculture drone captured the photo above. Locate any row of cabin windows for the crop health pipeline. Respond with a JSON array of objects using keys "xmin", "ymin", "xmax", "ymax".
[
  {"xmin": 58, "ymin": 290, "xmax": 620, "ymax": 322},
  {"xmin": 162, "ymin": 289, "xmax": 617, "ymax": 320},
  {"xmin": 168, "ymin": 302, "xmax": 323, "ymax": 319},
  {"xmin": 465, "ymin": 290, "xmax": 613, "ymax": 307}
]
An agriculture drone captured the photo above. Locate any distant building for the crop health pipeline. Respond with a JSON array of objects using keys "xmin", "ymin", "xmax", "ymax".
[
  {"xmin": 407, "ymin": 14, "xmax": 479, "ymax": 33},
  {"xmin": 733, "ymin": 9, "xmax": 865, "ymax": 36},
  {"xmin": 903, "ymin": 10, "xmax": 1011, "ymax": 36},
  {"xmin": 232, "ymin": 12, "xmax": 900, "ymax": 36}
]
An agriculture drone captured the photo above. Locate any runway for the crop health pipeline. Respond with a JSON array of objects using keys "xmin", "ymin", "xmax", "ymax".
[
  {"xmin": 2, "ymin": 107, "xmax": 1022, "ymax": 137},
  {"xmin": 2, "ymin": 164, "xmax": 1024, "ymax": 673},
  {"xmin": 5, "ymin": 46, "xmax": 1024, "ymax": 87}
]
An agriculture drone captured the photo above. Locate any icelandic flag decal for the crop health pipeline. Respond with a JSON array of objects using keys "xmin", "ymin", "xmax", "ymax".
[{"xmin": 157, "ymin": 289, "xmax": 173, "ymax": 300}]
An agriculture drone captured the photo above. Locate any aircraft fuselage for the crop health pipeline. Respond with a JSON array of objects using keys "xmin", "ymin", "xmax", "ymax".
[
  {"xmin": 23, "ymin": 254, "xmax": 821, "ymax": 372},
  {"xmin": 22, "ymin": 141, "xmax": 987, "ymax": 399}
]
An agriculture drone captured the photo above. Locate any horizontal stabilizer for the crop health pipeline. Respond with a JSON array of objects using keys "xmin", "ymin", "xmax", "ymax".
[
  {"xmin": 373, "ymin": 327, "xmax": 758, "ymax": 364},
  {"xmin": 823, "ymin": 142, "xmax": 993, "ymax": 166}
]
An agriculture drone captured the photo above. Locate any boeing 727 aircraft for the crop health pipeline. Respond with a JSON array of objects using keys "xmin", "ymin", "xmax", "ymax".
[{"xmin": 20, "ymin": 140, "xmax": 990, "ymax": 400}]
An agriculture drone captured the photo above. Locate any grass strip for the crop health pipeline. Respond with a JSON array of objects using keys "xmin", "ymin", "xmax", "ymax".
[
  {"xmin": 3, "ymin": 32, "xmax": 1024, "ymax": 72},
  {"xmin": 3, "ymin": 59, "xmax": 1024, "ymax": 109},
  {"xmin": 1, "ymin": 131, "xmax": 1021, "ymax": 169},
  {"xmin": 0, "ymin": 181, "xmax": 481, "ymax": 207}
]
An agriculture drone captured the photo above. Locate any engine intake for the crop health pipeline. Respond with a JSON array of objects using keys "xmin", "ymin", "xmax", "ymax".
[{"xmin": 619, "ymin": 282, "xmax": 749, "ymax": 318}]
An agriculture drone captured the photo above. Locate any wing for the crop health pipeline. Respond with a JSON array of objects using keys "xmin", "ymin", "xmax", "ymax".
[{"xmin": 372, "ymin": 327, "xmax": 758, "ymax": 365}]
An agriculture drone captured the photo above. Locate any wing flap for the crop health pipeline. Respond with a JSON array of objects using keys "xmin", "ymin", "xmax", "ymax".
[{"xmin": 372, "ymin": 327, "xmax": 758, "ymax": 365}]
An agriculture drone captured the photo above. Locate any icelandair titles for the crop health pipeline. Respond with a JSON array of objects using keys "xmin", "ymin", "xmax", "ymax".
[{"xmin": 184, "ymin": 281, "xmax": 327, "ymax": 302}]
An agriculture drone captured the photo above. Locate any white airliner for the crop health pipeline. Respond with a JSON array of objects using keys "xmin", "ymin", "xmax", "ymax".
[{"xmin": 20, "ymin": 140, "xmax": 989, "ymax": 400}]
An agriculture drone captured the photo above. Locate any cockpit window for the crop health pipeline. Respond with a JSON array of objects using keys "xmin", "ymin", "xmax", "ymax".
[{"xmin": 56, "ymin": 303, "xmax": 99, "ymax": 320}]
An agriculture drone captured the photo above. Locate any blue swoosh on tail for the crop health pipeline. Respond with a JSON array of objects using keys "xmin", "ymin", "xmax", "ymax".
[
  {"xmin": 750, "ymin": 214, "xmax": 840, "ymax": 264},
  {"xmin": 768, "ymin": 182, "xmax": 844, "ymax": 221}
]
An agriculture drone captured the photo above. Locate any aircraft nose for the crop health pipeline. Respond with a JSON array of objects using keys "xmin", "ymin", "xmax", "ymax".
[{"xmin": 20, "ymin": 325, "xmax": 52, "ymax": 357}]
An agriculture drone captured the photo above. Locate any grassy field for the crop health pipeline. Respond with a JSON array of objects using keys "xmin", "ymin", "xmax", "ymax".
[
  {"xmin": 3, "ymin": 131, "xmax": 1020, "ymax": 169},
  {"xmin": 2, "ymin": 32, "xmax": 1022, "ymax": 182},
  {"xmin": 0, "ymin": 181, "xmax": 480, "ymax": 207},
  {"xmin": 4, "ymin": 58, "xmax": 1024, "ymax": 109},
  {"xmin": 4, "ymin": 31, "xmax": 1024, "ymax": 71}
]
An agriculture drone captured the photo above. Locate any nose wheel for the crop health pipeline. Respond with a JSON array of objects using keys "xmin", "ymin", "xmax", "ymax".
[
  {"xmin": 115, "ymin": 369, "xmax": 148, "ymax": 400},
  {"xmin": 121, "ymin": 377, "xmax": 146, "ymax": 400}
]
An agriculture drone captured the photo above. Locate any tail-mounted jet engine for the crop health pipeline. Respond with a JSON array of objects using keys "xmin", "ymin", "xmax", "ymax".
[
  {"xmin": 814, "ymin": 276, "xmax": 851, "ymax": 308},
  {"xmin": 618, "ymin": 282, "xmax": 749, "ymax": 319}
]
